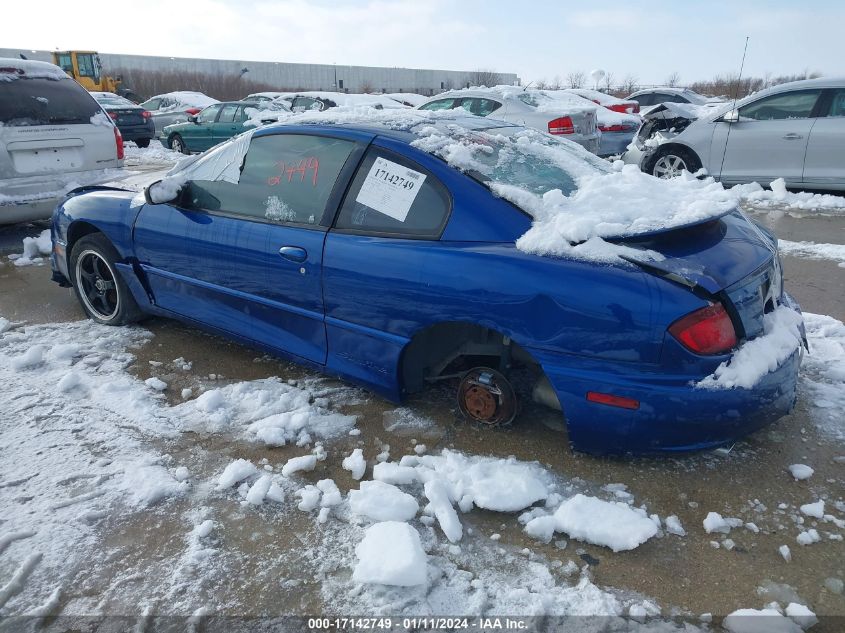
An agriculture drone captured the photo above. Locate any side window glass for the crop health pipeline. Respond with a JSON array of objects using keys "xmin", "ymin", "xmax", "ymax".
[
  {"xmin": 197, "ymin": 104, "xmax": 222, "ymax": 123},
  {"xmin": 827, "ymin": 90, "xmax": 845, "ymax": 117},
  {"xmin": 418, "ymin": 98, "xmax": 459, "ymax": 111},
  {"xmin": 144, "ymin": 98, "xmax": 161, "ymax": 110},
  {"xmin": 185, "ymin": 134, "xmax": 357, "ymax": 225},
  {"xmin": 463, "ymin": 98, "xmax": 501, "ymax": 116},
  {"xmin": 739, "ymin": 90, "xmax": 822, "ymax": 121},
  {"xmin": 76, "ymin": 54, "xmax": 96, "ymax": 78},
  {"xmin": 335, "ymin": 148, "xmax": 451, "ymax": 238},
  {"xmin": 633, "ymin": 94, "xmax": 651, "ymax": 107},
  {"xmin": 57, "ymin": 55, "xmax": 73, "ymax": 73},
  {"xmin": 217, "ymin": 104, "xmax": 239, "ymax": 123}
]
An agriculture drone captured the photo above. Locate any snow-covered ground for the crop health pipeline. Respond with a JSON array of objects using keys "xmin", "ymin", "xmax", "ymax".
[{"xmin": 1, "ymin": 309, "xmax": 841, "ymax": 624}]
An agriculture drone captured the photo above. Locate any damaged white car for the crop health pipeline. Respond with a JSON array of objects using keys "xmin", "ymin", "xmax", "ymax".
[{"xmin": 622, "ymin": 77, "xmax": 845, "ymax": 191}]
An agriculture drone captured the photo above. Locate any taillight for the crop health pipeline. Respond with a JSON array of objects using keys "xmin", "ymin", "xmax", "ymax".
[
  {"xmin": 598, "ymin": 124, "xmax": 634, "ymax": 133},
  {"xmin": 668, "ymin": 303, "xmax": 737, "ymax": 355},
  {"xmin": 113, "ymin": 126, "xmax": 124, "ymax": 160},
  {"xmin": 609, "ymin": 103, "xmax": 639, "ymax": 114},
  {"xmin": 548, "ymin": 116, "xmax": 575, "ymax": 135},
  {"xmin": 108, "ymin": 111, "xmax": 118, "ymax": 120},
  {"xmin": 141, "ymin": 110, "xmax": 152, "ymax": 119},
  {"xmin": 184, "ymin": 107, "xmax": 201, "ymax": 115}
]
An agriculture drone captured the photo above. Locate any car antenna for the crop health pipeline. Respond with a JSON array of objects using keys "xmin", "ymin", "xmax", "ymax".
[
  {"xmin": 522, "ymin": 81, "xmax": 534, "ymax": 91},
  {"xmin": 717, "ymin": 36, "xmax": 750, "ymax": 181}
]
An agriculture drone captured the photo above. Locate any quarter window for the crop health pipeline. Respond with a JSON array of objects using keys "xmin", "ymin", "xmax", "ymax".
[
  {"xmin": 184, "ymin": 134, "xmax": 357, "ymax": 225},
  {"xmin": 827, "ymin": 89, "xmax": 845, "ymax": 117},
  {"xmin": 335, "ymin": 148, "xmax": 451, "ymax": 238},
  {"xmin": 217, "ymin": 104, "xmax": 239, "ymax": 123},
  {"xmin": 461, "ymin": 97, "xmax": 502, "ymax": 116},
  {"xmin": 739, "ymin": 90, "xmax": 822, "ymax": 121}
]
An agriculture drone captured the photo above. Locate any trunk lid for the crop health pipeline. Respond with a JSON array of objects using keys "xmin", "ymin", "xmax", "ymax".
[{"xmin": 620, "ymin": 211, "xmax": 780, "ymax": 339}]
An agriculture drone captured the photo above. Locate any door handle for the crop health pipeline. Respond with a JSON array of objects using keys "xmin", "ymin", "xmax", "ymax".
[
  {"xmin": 782, "ymin": 133, "xmax": 803, "ymax": 140},
  {"xmin": 278, "ymin": 246, "xmax": 307, "ymax": 263}
]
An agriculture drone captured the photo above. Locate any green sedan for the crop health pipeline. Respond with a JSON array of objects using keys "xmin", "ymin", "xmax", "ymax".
[{"xmin": 162, "ymin": 101, "xmax": 268, "ymax": 154}]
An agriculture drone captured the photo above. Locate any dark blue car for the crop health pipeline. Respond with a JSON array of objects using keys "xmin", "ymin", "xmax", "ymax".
[{"xmin": 49, "ymin": 113, "xmax": 802, "ymax": 454}]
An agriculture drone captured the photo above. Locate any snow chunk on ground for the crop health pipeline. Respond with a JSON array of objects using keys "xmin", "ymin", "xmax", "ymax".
[
  {"xmin": 796, "ymin": 529, "xmax": 820, "ymax": 545},
  {"xmin": 703, "ymin": 512, "xmax": 733, "ymax": 534},
  {"xmin": 11, "ymin": 229, "xmax": 52, "ymax": 267},
  {"xmin": 524, "ymin": 515, "xmax": 557, "ymax": 543},
  {"xmin": 349, "ymin": 481, "xmax": 418, "ymax": 522},
  {"xmin": 736, "ymin": 178, "xmax": 845, "ymax": 212},
  {"xmin": 778, "ymin": 240, "xmax": 845, "ymax": 265},
  {"xmin": 145, "ymin": 377, "xmax": 167, "ymax": 391},
  {"xmin": 779, "ymin": 545, "xmax": 792, "ymax": 562},
  {"xmin": 788, "ymin": 464, "xmax": 814, "ymax": 481},
  {"xmin": 665, "ymin": 515, "xmax": 686, "ymax": 537},
  {"xmin": 800, "ymin": 313, "xmax": 845, "ymax": 440},
  {"xmin": 11, "ymin": 346, "xmax": 44, "ymax": 370},
  {"xmin": 423, "ymin": 479, "xmax": 462, "ymax": 542},
  {"xmin": 245, "ymin": 474, "xmax": 273, "ymax": 506},
  {"xmin": 697, "ymin": 305, "xmax": 804, "ymax": 390},
  {"xmin": 118, "ymin": 460, "xmax": 189, "ymax": 507},
  {"xmin": 352, "ymin": 522, "xmax": 427, "ymax": 586},
  {"xmin": 800, "ymin": 500, "xmax": 824, "ymax": 518},
  {"xmin": 723, "ymin": 608, "xmax": 803, "ymax": 633},
  {"xmin": 785, "ymin": 603, "xmax": 818, "ymax": 629},
  {"xmin": 372, "ymin": 461, "xmax": 418, "ymax": 485},
  {"xmin": 553, "ymin": 494, "xmax": 658, "ymax": 552},
  {"xmin": 342, "ymin": 449, "xmax": 366, "ymax": 480},
  {"xmin": 216, "ymin": 459, "xmax": 259, "ymax": 490},
  {"xmin": 281, "ymin": 454, "xmax": 318, "ymax": 476}
]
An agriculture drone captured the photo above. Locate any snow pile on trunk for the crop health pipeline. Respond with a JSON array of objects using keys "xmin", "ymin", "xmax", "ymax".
[
  {"xmin": 697, "ymin": 305, "xmax": 804, "ymax": 390},
  {"xmin": 510, "ymin": 165, "xmax": 737, "ymax": 262},
  {"xmin": 552, "ymin": 494, "xmax": 658, "ymax": 552},
  {"xmin": 352, "ymin": 521, "xmax": 427, "ymax": 586}
]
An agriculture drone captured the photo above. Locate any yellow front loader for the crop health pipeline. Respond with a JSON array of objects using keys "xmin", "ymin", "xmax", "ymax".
[{"xmin": 51, "ymin": 51, "xmax": 140, "ymax": 102}]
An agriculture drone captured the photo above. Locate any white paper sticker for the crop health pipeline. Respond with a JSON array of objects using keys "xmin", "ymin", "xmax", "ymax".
[{"xmin": 355, "ymin": 157, "xmax": 426, "ymax": 222}]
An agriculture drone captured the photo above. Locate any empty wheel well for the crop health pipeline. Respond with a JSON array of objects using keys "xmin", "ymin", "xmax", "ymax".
[
  {"xmin": 399, "ymin": 321, "xmax": 543, "ymax": 395},
  {"xmin": 66, "ymin": 222, "xmax": 103, "ymax": 266}
]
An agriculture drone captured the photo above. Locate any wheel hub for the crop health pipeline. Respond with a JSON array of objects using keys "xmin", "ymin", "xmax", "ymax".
[
  {"xmin": 457, "ymin": 367, "xmax": 518, "ymax": 427},
  {"xmin": 94, "ymin": 278, "xmax": 105, "ymax": 293},
  {"xmin": 464, "ymin": 385, "xmax": 497, "ymax": 419}
]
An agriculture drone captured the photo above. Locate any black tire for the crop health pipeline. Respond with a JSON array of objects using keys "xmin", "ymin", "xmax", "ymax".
[
  {"xmin": 646, "ymin": 146, "xmax": 701, "ymax": 179},
  {"xmin": 170, "ymin": 134, "xmax": 188, "ymax": 154},
  {"xmin": 136, "ymin": 138, "xmax": 151, "ymax": 148},
  {"xmin": 70, "ymin": 234, "xmax": 143, "ymax": 326}
]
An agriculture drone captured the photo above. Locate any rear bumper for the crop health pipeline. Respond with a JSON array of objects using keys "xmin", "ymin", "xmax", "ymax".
[
  {"xmin": 529, "ymin": 305, "xmax": 803, "ymax": 455},
  {"xmin": 598, "ymin": 131, "xmax": 637, "ymax": 158},
  {"xmin": 0, "ymin": 197, "xmax": 58, "ymax": 224},
  {"xmin": 118, "ymin": 121, "xmax": 156, "ymax": 141},
  {"xmin": 573, "ymin": 133, "xmax": 601, "ymax": 155}
]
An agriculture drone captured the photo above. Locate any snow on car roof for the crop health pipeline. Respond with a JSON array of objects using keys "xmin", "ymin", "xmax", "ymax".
[
  {"xmin": 0, "ymin": 58, "xmax": 68, "ymax": 82},
  {"xmin": 426, "ymin": 86, "xmax": 597, "ymax": 115},
  {"xmin": 290, "ymin": 91, "xmax": 407, "ymax": 109},
  {"xmin": 383, "ymin": 93, "xmax": 429, "ymax": 107},
  {"xmin": 148, "ymin": 91, "xmax": 219, "ymax": 108},
  {"xmin": 564, "ymin": 88, "xmax": 634, "ymax": 106}
]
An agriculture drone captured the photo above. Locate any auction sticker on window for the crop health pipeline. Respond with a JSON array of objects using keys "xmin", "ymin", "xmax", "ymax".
[{"xmin": 355, "ymin": 157, "xmax": 426, "ymax": 222}]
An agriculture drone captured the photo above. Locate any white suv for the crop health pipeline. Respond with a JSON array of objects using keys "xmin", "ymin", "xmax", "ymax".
[{"xmin": 0, "ymin": 58, "xmax": 123, "ymax": 225}]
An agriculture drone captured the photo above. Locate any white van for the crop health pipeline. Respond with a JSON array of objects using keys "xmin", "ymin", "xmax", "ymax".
[{"xmin": 0, "ymin": 58, "xmax": 123, "ymax": 225}]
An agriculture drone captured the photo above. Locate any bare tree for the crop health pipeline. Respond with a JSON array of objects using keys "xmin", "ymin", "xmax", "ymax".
[
  {"xmin": 359, "ymin": 81, "xmax": 374, "ymax": 94},
  {"xmin": 602, "ymin": 71, "xmax": 615, "ymax": 92},
  {"xmin": 621, "ymin": 74, "xmax": 639, "ymax": 95},
  {"xmin": 548, "ymin": 75, "xmax": 562, "ymax": 90},
  {"xmin": 665, "ymin": 71, "xmax": 681, "ymax": 87},
  {"xmin": 566, "ymin": 70, "xmax": 586, "ymax": 89},
  {"xmin": 468, "ymin": 69, "xmax": 502, "ymax": 88},
  {"xmin": 534, "ymin": 78, "xmax": 548, "ymax": 90}
]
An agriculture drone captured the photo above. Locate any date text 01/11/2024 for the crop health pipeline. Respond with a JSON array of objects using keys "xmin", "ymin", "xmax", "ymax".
[{"xmin": 306, "ymin": 616, "xmax": 528, "ymax": 629}]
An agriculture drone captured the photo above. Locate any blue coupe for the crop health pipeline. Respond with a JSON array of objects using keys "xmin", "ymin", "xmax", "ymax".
[{"xmin": 49, "ymin": 113, "xmax": 803, "ymax": 454}]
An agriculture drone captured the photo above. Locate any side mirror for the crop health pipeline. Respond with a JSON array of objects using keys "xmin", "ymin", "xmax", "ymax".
[
  {"xmin": 188, "ymin": 115, "xmax": 198, "ymax": 123},
  {"xmin": 720, "ymin": 108, "xmax": 740, "ymax": 123},
  {"xmin": 143, "ymin": 178, "xmax": 184, "ymax": 205}
]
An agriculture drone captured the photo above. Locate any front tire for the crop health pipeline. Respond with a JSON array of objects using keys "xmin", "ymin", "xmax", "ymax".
[
  {"xmin": 647, "ymin": 147, "xmax": 701, "ymax": 179},
  {"xmin": 169, "ymin": 134, "xmax": 188, "ymax": 154},
  {"xmin": 70, "ymin": 234, "xmax": 143, "ymax": 326}
]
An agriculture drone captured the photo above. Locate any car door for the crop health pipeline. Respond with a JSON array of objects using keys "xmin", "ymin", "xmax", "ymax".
[
  {"xmin": 132, "ymin": 131, "xmax": 363, "ymax": 365},
  {"xmin": 711, "ymin": 89, "xmax": 823, "ymax": 185},
  {"xmin": 322, "ymin": 143, "xmax": 453, "ymax": 394},
  {"xmin": 210, "ymin": 104, "xmax": 242, "ymax": 146},
  {"xmin": 802, "ymin": 88, "xmax": 845, "ymax": 188},
  {"xmin": 179, "ymin": 104, "xmax": 222, "ymax": 152}
]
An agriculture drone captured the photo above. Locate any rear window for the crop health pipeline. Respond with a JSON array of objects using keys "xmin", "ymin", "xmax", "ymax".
[
  {"xmin": 0, "ymin": 77, "xmax": 101, "ymax": 126},
  {"xmin": 93, "ymin": 93, "xmax": 137, "ymax": 108}
]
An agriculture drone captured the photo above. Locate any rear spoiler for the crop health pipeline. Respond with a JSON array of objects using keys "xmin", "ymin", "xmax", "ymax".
[{"xmin": 64, "ymin": 185, "xmax": 131, "ymax": 198}]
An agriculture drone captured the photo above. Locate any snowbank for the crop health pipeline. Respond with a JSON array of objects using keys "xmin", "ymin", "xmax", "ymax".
[
  {"xmin": 734, "ymin": 179, "xmax": 845, "ymax": 212},
  {"xmin": 776, "ymin": 240, "xmax": 845, "ymax": 264}
]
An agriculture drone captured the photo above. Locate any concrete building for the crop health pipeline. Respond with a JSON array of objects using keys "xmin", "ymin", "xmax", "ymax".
[{"xmin": 0, "ymin": 48, "xmax": 519, "ymax": 96}]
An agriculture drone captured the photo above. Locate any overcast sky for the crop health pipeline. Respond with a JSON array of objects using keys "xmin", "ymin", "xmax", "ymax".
[{"xmin": 5, "ymin": 0, "xmax": 843, "ymax": 86}]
